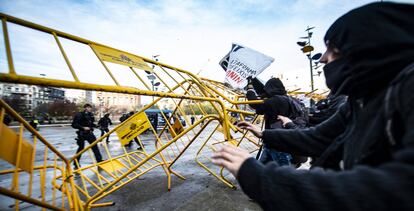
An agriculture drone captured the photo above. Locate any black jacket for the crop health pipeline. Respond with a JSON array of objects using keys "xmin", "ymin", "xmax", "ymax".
[
  {"xmin": 237, "ymin": 3, "xmax": 414, "ymax": 210},
  {"xmin": 309, "ymin": 94, "xmax": 347, "ymax": 126},
  {"xmin": 238, "ymin": 72, "xmax": 414, "ymax": 210},
  {"xmin": 98, "ymin": 116, "xmax": 112, "ymax": 128},
  {"xmin": 247, "ymin": 78, "xmax": 291, "ymax": 129},
  {"xmin": 72, "ymin": 111, "xmax": 96, "ymax": 131}
]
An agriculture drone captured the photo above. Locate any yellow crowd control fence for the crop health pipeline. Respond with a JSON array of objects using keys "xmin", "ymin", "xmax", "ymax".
[
  {"xmin": 0, "ymin": 99, "xmax": 81, "ymax": 210},
  {"xmin": 0, "ymin": 13, "xmax": 265, "ymax": 210}
]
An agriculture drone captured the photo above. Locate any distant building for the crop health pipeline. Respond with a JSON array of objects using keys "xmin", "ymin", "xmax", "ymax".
[
  {"xmin": 0, "ymin": 83, "xmax": 65, "ymax": 111},
  {"xmin": 85, "ymin": 90, "xmax": 93, "ymax": 103},
  {"xmin": 95, "ymin": 91, "xmax": 141, "ymax": 110}
]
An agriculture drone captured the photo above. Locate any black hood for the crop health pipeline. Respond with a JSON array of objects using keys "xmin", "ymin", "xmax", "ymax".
[
  {"xmin": 324, "ymin": 2, "xmax": 414, "ymax": 98},
  {"xmin": 264, "ymin": 78, "xmax": 286, "ymax": 96}
]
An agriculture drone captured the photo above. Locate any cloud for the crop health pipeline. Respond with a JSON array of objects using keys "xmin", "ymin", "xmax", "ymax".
[{"xmin": 1, "ymin": 0, "xmax": 410, "ymax": 96}]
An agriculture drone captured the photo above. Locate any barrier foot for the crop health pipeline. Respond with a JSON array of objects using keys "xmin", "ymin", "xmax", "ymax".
[{"xmin": 90, "ymin": 201, "xmax": 115, "ymax": 208}]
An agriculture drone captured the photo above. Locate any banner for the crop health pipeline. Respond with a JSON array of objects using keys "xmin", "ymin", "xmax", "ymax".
[
  {"xmin": 221, "ymin": 43, "xmax": 274, "ymax": 89},
  {"xmin": 115, "ymin": 112, "xmax": 151, "ymax": 146},
  {"xmin": 90, "ymin": 44, "xmax": 153, "ymax": 72}
]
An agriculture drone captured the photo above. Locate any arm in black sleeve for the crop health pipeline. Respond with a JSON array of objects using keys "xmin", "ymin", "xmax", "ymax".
[
  {"xmin": 237, "ymin": 78, "xmax": 414, "ymax": 211},
  {"xmin": 71, "ymin": 113, "xmax": 83, "ymax": 130},
  {"xmin": 284, "ymin": 122, "xmax": 299, "ymax": 129},
  {"xmin": 262, "ymin": 103, "xmax": 349, "ymax": 157},
  {"xmin": 246, "ymin": 89, "xmax": 267, "ymax": 114},
  {"xmin": 238, "ymin": 147, "xmax": 414, "ymax": 211}
]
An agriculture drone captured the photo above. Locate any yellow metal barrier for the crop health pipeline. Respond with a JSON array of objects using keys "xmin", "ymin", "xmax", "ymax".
[
  {"xmin": 0, "ymin": 13, "xmax": 265, "ymax": 210},
  {"xmin": 0, "ymin": 100, "xmax": 80, "ymax": 211}
]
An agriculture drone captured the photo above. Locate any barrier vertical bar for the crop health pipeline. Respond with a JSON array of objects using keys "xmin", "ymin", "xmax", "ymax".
[{"xmin": 1, "ymin": 18, "xmax": 15, "ymax": 74}]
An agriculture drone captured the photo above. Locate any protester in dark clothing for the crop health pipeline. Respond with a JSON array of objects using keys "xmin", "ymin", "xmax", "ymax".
[
  {"xmin": 119, "ymin": 113, "xmax": 128, "ymax": 123},
  {"xmin": 277, "ymin": 114, "xmax": 308, "ymax": 167},
  {"xmin": 191, "ymin": 116, "xmax": 195, "ymax": 125},
  {"xmin": 98, "ymin": 113, "xmax": 112, "ymax": 143},
  {"xmin": 309, "ymin": 94, "xmax": 347, "ymax": 126},
  {"xmin": 212, "ymin": 2, "xmax": 414, "ymax": 210},
  {"xmin": 150, "ymin": 113, "xmax": 158, "ymax": 131},
  {"xmin": 72, "ymin": 104, "xmax": 103, "ymax": 169},
  {"xmin": 246, "ymin": 78, "xmax": 293, "ymax": 165}
]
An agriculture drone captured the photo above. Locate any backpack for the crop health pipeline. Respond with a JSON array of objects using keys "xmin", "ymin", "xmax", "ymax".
[
  {"xmin": 286, "ymin": 96, "xmax": 309, "ymax": 128},
  {"xmin": 384, "ymin": 62, "xmax": 414, "ymax": 150},
  {"xmin": 119, "ymin": 114, "xmax": 127, "ymax": 122}
]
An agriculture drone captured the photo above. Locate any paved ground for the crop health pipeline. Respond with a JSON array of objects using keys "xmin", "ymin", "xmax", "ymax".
[{"xmin": 1, "ymin": 124, "xmax": 262, "ymax": 210}]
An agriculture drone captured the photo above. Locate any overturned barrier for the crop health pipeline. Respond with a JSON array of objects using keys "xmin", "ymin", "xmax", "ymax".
[{"xmin": 0, "ymin": 13, "xmax": 264, "ymax": 210}]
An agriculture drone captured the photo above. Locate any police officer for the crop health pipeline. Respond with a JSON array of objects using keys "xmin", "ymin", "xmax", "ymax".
[{"xmin": 72, "ymin": 103, "xmax": 103, "ymax": 169}]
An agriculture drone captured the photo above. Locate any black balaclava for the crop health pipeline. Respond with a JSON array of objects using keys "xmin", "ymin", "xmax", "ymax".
[
  {"xmin": 323, "ymin": 2, "xmax": 414, "ymax": 98},
  {"xmin": 264, "ymin": 78, "xmax": 287, "ymax": 97}
]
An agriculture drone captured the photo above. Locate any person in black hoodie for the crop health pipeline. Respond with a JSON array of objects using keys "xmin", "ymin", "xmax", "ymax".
[
  {"xmin": 98, "ymin": 113, "xmax": 112, "ymax": 143},
  {"xmin": 212, "ymin": 2, "xmax": 414, "ymax": 210},
  {"xmin": 246, "ymin": 78, "xmax": 293, "ymax": 166}
]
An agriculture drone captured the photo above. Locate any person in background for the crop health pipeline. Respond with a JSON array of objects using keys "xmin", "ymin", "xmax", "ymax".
[
  {"xmin": 309, "ymin": 93, "xmax": 347, "ymax": 126},
  {"xmin": 212, "ymin": 2, "xmax": 414, "ymax": 210},
  {"xmin": 29, "ymin": 116, "xmax": 39, "ymax": 131},
  {"xmin": 98, "ymin": 113, "xmax": 112, "ymax": 143},
  {"xmin": 72, "ymin": 104, "xmax": 103, "ymax": 169},
  {"xmin": 3, "ymin": 113, "xmax": 12, "ymax": 126},
  {"xmin": 123, "ymin": 111, "xmax": 142, "ymax": 150}
]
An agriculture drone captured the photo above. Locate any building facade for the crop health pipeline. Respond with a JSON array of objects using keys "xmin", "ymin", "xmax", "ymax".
[
  {"xmin": 95, "ymin": 91, "xmax": 141, "ymax": 110},
  {"xmin": 0, "ymin": 83, "xmax": 65, "ymax": 111}
]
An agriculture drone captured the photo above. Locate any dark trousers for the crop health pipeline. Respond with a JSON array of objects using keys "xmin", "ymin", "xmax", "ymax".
[
  {"xmin": 259, "ymin": 146, "xmax": 291, "ymax": 166},
  {"xmin": 127, "ymin": 137, "xmax": 141, "ymax": 148},
  {"xmin": 100, "ymin": 127, "xmax": 110, "ymax": 142},
  {"xmin": 74, "ymin": 131, "xmax": 103, "ymax": 167}
]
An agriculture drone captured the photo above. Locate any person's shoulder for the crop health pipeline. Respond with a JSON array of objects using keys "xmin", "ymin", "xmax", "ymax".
[{"xmin": 269, "ymin": 95, "xmax": 289, "ymax": 103}]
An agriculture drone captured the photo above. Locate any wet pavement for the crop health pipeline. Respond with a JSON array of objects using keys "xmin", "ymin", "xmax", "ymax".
[{"xmin": 0, "ymin": 124, "xmax": 262, "ymax": 211}]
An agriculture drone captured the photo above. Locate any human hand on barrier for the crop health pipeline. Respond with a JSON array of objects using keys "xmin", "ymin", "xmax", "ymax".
[
  {"xmin": 211, "ymin": 145, "xmax": 251, "ymax": 177},
  {"xmin": 237, "ymin": 121, "xmax": 263, "ymax": 138}
]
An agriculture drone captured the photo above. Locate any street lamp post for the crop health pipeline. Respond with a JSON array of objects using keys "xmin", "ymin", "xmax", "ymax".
[
  {"xmin": 297, "ymin": 26, "xmax": 322, "ymax": 107},
  {"xmin": 147, "ymin": 75, "xmax": 160, "ymax": 103},
  {"xmin": 152, "ymin": 55, "xmax": 160, "ymax": 69}
]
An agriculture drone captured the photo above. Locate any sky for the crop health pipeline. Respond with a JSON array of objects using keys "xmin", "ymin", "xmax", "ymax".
[{"xmin": 1, "ymin": 0, "xmax": 413, "ymax": 99}]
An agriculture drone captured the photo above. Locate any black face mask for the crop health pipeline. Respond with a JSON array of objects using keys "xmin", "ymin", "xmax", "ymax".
[{"xmin": 323, "ymin": 57, "xmax": 352, "ymax": 96}]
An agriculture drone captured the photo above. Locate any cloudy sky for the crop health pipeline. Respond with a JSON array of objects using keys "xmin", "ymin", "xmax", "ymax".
[{"xmin": 1, "ymin": 0, "xmax": 412, "ymax": 97}]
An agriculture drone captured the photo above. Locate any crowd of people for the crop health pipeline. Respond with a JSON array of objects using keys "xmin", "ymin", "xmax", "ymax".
[{"xmin": 212, "ymin": 2, "xmax": 414, "ymax": 210}]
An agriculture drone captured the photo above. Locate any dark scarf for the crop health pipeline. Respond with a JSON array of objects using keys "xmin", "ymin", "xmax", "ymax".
[{"xmin": 323, "ymin": 2, "xmax": 414, "ymax": 98}]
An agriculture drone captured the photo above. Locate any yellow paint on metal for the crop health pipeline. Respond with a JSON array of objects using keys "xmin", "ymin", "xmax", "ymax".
[
  {"xmin": 0, "ymin": 12, "xmax": 268, "ymax": 210},
  {"xmin": 170, "ymin": 117, "xmax": 184, "ymax": 138},
  {"xmin": 98, "ymin": 160, "xmax": 127, "ymax": 174},
  {"xmin": 115, "ymin": 112, "xmax": 151, "ymax": 146},
  {"xmin": 1, "ymin": 18, "xmax": 15, "ymax": 74},
  {"xmin": 0, "ymin": 123, "xmax": 34, "ymax": 173},
  {"xmin": 90, "ymin": 44, "xmax": 153, "ymax": 72}
]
